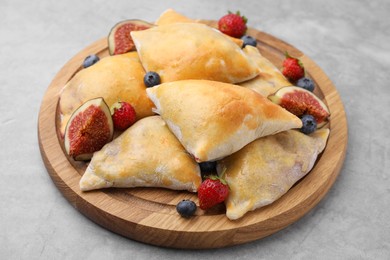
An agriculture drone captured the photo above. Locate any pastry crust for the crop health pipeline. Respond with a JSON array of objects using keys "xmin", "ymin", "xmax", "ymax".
[
  {"xmin": 131, "ymin": 23, "xmax": 257, "ymax": 83},
  {"xmin": 240, "ymin": 46, "xmax": 292, "ymax": 97},
  {"xmin": 155, "ymin": 8, "xmax": 243, "ymax": 47},
  {"xmin": 79, "ymin": 116, "xmax": 202, "ymax": 192},
  {"xmin": 146, "ymin": 80, "xmax": 302, "ymax": 162},
  {"xmin": 155, "ymin": 8, "xmax": 196, "ymax": 25},
  {"xmin": 218, "ymin": 128, "xmax": 330, "ymax": 220},
  {"xmin": 59, "ymin": 52, "xmax": 154, "ymax": 135}
]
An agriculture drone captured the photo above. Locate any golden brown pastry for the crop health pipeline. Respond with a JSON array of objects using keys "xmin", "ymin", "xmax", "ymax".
[
  {"xmin": 146, "ymin": 80, "xmax": 302, "ymax": 162},
  {"xmin": 239, "ymin": 46, "xmax": 292, "ymax": 97},
  {"xmin": 59, "ymin": 52, "xmax": 154, "ymax": 135},
  {"xmin": 155, "ymin": 8, "xmax": 196, "ymax": 25},
  {"xmin": 155, "ymin": 8, "xmax": 243, "ymax": 47},
  {"xmin": 218, "ymin": 128, "xmax": 330, "ymax": 220},
  {"xmin": 79, "ymin": 116, "xmax": 202, "ymax": 192},
  {"xmin": 131, "ymin": 23, "xmax": 257, "ymax": 83}
]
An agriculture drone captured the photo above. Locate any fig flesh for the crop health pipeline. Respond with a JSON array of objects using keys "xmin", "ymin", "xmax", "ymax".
[
  {"xmin": 268, "ymin": 86, "xmax": 330, "ymax": 127},
  {"xmin": 108, "ymin": 19, "xmax": 154, "ymax": 55},
  {"xmin": 64, "ymin": 97, "xmax": 114, "ymax": 161}
]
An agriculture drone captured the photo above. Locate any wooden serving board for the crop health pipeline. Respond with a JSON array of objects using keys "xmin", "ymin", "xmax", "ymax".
[{"xmin": 38, "ymin": 23, "xmax": 348, "ymax": 249}]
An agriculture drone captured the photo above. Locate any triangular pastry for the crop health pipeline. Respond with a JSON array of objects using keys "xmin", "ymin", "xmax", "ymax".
[
  {"xmin": 239, "ymin": 46, "xmax": 292, "ymax": 97},
  {"xmin": 155, "ymin": 8, "xmax": 197, "ymax": 25},
  {"xmin": 79, "ymin": 116, "xmax": 202, "ymax": 192},
  {"xmin": 146, "ymin": 80, "xmax": 302, "ymax": 162},
  {"xmin": 155, "ymin": 8, "xmax": 243, "ymax": 47},
  {"xmin": 59, "ymin": 52, "xmax": 154, "ymax": 135},
  {"xmin": 131, "ymin": 23, "xmax": 258, "ymax": 83},
  {"xmin": 218, "ymin": 128, "xmax": 330, "ymax": 220}
]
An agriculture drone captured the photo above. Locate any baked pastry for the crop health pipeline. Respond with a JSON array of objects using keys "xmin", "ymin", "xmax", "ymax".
[
  {"xmin": 146, "ymin": 80, "xmax": 302, "ymax": 162},
  {"xmin": 79, "ymin": 116, "xmax": 202, "ymax": 192},
  {"xmin": 155, "ymin": 8, "xmax": 243, "ymax": 47},
  {"xmin": 59, "ymin": 52, "xmax": 154, "ymax": 135},
  {"xmin": 239, "ymin": 46, "xmax": 291, "ymax": 97},
  {"xmin": 218, "ymin": 128, "xmax": 330, "ymax": 220},
  {"xmin": 131, "ymin": 23, "xmax": 258, "ymax": 83},
  {"xmin": 155, "ymin": 8, "xmax": 197, "ymax": 25}
]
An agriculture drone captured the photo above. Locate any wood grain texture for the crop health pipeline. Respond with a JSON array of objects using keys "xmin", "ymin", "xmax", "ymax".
[{"xmin": 38, "ymin": 22, "xmax": 348, "ymax": 249}]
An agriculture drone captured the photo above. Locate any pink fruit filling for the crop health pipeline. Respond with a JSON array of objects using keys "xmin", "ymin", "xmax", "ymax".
[
  {"xmin": 281, "ymin": 90, "xmax": 329, "ymax": 124},
  {"xmin": 68, "ymin": 105, "xmax": 111, "ymax": 157},
  {"xmin": 114, "ymin": 24, "xmax": 150, "ymax": 55}
]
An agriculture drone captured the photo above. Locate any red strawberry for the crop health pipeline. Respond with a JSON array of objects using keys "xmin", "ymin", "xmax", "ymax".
[
  {"xmin": 110, "ymin": 101, "xmax": 136, "ymax": 131},
  {"xmin": 282, "ymin": 52, "xmax": 305, "ymax": 83},
  {"xmin": 198, "ymin": 175, "xmax": 229, "ymax": 210},
  {"xmin": 218, "ymin": 11, "xmax": 247, "ymax": 38}
]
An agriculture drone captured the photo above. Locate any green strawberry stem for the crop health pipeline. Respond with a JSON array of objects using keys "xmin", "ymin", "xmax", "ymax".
[
  {"xmin": 210, "ymin": 167, "xmax": 227, "ymax": 185},
  {"xmin": 284, "ymin": 51, "xmax": 304, "ymax": 69},
  {"xmin": 227, "ymin": 10, "xmax": 247, "ymax": 24}
]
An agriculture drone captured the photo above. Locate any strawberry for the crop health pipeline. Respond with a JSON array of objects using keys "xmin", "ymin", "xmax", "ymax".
[
  {"xmin": 282, "ymin": 52, "xmax": 305, "ymax": 83},
  {"xmin": 198, "ymin": 175, "xmax": 229, "ymax": 210},
  {"xmin": 110, "ymin": 101, "xmax": 136, "ymax": 131},
  {"xmin": 218, "ymin": 11, "xmax": 247, "ymax": 38}
]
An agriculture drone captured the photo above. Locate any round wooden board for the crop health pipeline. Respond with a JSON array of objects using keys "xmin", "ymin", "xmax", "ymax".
[{"xmin": 38, "ymin": 23, "xmax": 348, "ymax": 249}]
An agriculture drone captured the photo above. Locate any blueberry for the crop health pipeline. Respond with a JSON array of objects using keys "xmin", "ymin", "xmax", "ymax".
[
  {"xmin": 199, "ymin": 161, "xmax": 217, "ymax": 173},
  {"xmin": 296, "ymin": 77, "xmax": 315, "ymax": 92},
  {"xmin": 83, "ymin": 54, "xmax": 100, "ymax": 68},
  {"xmin": 300, "ymin": 114, "xmax": 317, "ymax": 134},
  {"xmin": 176, "ymin": 199, "xmax": 197, "ymax": 218},
  {"xmin": 144, "ymin": 71, "xmax": 161, "ymax": 88},
  {"xmin": 241, "ymin": 35, "xmax": 257, "ymax": 48}
]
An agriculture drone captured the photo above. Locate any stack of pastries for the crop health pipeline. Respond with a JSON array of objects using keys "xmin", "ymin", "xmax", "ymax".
[{"xmin": 59, "ymin": 9, "xmax": 329, "ymax": 220}]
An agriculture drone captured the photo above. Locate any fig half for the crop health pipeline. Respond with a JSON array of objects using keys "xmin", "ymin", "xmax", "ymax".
[
  {"xmin": 64, "ymin": 97, "xmax": 114, "ymax": 161},
  {"xmin": 108, "ymin": 19, "xmax": 154, "ymax": 55},
  {"xmin": 268, "ymin": 86, "xmax": 330, "ymax": 127}
]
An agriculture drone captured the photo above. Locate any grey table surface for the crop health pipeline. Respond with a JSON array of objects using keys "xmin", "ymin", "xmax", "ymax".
[{"xmin": 1, "ymin": 0, "xmax": 389, "ymax": 259}]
